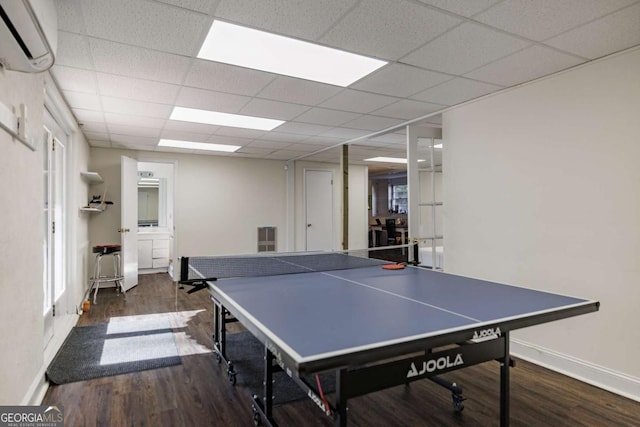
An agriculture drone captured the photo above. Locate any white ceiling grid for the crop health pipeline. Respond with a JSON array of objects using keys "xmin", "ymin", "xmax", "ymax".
[{"xmin": 50, "ymin": 0, "xmax": 640, "ymax": 172}]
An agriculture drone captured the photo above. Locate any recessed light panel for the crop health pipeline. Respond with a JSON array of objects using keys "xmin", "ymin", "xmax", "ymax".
[
  {"xmin": 170, "ymin": 106, "xmax": 284, "ymax": 131},
  {"xmin": 158, "ymin": 139, "xmax": 241, "ymax": 152},
  {"xmin": 198, "ymin": 21, "xmax": 387, "ymax": 87},
  {"xmin": 365, "ymin": 157, "xmax": 425, "ymax": 164}
]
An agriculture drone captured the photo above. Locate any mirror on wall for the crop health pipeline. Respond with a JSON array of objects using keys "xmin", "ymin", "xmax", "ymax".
[{"xmin": 138, "ymin": 177, "xmax": 165, "ymax": 228}]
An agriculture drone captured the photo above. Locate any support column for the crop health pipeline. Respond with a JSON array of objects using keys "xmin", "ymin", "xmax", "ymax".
[
  {"xmin": 406, "ymin": 125, "xmax": 419, "ymax": 263},
  {"xmin": 341, "ymin": 145, "xmax": 349, "ymax": 250},
  {"xmin": 285, "ymin": 160, "xmax": 295, "ymax": 252}
]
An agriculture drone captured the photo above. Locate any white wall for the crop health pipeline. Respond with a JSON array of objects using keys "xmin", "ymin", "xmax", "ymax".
[
  {"xmin": 443, "ymin": 47, "xmax": 640, "ymax": 399},
  {"xmin": 0, "ymin": 69, "xmax": 90, "ymax": 404},
  {"xmin": 89, "ymin": 149, "xmax": 289, "ymax": 261}
]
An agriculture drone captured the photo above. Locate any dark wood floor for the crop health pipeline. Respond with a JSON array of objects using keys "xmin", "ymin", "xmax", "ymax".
[{"xmin": 44, "ymin": 273, "xmax": 640, "ymax": 426}]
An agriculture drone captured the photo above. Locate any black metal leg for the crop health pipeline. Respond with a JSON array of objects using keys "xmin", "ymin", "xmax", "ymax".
[
  {"xmin": 264, "ymin": 347, "xmax": 274, "ymax": 421},
  {"xmin": 336, "ymin": 369, "xmax": 347, "ymax": 427},
  {"xmin": 500, "ymin": 331, "xmax": 511, "ymax": 427}
]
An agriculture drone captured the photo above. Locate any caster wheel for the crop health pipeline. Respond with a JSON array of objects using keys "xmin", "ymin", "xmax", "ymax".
[
  {"xmin": 253, "ymin": 412, "xmax": 261, "ymax": 426},
  {"xmin": 228, "ymin": 371, "xmax": 237, "ymax": 385},
  {"xmin": 452, "ymin": 395, "xmax": 465, "ymax": 413},
  {"xmin": 215, "ymin": 353, "xmax": 221, "ymax": 364}
]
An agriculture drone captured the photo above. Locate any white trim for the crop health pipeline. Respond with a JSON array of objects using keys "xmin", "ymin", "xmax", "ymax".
[{"xmin": 511, "ymin": 339, "xmax": 640, "ymax": 403}]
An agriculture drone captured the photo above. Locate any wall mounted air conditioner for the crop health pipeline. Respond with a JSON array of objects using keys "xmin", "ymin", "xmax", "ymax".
[{"xmin": 0, "ymin": 0, "xmax": 57, "ymax": 72}]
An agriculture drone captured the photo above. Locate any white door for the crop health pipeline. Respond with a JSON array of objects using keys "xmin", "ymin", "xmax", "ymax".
[
  {"xmin": 43, "ymin": 114, "xmax": 67, "ymax": 346},
  {"xmin": 305, "ymin": 169, "xmax": 334, "ymax": 251},
  {"xmin": 120, "ymin": 156, "xmax": 138, "ymax": 291}
]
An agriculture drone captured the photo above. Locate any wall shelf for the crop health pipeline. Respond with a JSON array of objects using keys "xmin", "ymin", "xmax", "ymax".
[
  {"xmin": 81, "ymin": 172, "xmax": 104, "ymax": 184},
  {"xmin": 80, "ymin": 171, "xmax": 109, "ymax": 212}
]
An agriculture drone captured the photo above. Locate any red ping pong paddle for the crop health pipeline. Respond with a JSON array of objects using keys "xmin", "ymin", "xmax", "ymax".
[{"xmin": 382, "ymin": 263, "xmax": 405, "ymax": 270}]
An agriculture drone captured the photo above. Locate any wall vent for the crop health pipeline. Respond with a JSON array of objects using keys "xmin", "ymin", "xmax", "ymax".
[{"xmin": 258, "ymin": 227, "xmax": 276, "ymax": 252}]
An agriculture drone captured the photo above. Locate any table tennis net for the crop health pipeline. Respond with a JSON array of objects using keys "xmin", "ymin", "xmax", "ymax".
[{"xmin": 184, "ymin": 252, "xmax": 391, "ymax": 280}]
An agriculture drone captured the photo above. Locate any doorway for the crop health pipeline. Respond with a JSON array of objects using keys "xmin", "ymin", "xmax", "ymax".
[{"xmin": 305, "ymin": 169, "xmax": 334, "ymax": 251}]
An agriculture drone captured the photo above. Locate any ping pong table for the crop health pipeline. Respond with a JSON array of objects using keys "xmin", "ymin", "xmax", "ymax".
[{"xmin": 179, "ymin": 252, "xmax": 599, "ymax": 426}]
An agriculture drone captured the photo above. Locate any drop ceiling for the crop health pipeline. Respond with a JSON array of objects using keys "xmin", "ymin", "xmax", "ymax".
[{"xmin": 51, "ymin": 0, "xmax": 640, "ymax": 173}]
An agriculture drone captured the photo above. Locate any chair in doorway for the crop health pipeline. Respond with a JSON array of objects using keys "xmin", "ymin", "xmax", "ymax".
[{"xmin": 385, "ymin": 219, "xmax": 400, "ymax": 246}]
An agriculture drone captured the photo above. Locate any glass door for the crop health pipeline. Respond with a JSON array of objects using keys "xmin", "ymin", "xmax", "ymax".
[{"xmin": 43, "ymin": 110, "xmax": 67, "ymax": 347}]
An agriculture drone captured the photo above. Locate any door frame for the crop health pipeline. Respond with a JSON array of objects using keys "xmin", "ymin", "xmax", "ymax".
[{"xmin": 303, "ymin": 168, "xmax": 335, "ymax": 251}]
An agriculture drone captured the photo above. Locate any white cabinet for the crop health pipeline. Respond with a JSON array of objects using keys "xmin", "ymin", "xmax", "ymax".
[
  {"xmin": 138, "ymin": 240, "xmax": 153, "ymax": 269},
  {"xmin": 138, "ymin": 233, "xmax": 171, "ymax": 271}
]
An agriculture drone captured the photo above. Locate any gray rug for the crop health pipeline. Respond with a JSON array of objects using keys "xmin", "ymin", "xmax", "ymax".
[
  {"xmin": 47, "ymin": 319, "xmax": 181, "ymax": 384},
  {"xmin": 226, "ymin": 331, "xmax": 335, "ymax": 406}
]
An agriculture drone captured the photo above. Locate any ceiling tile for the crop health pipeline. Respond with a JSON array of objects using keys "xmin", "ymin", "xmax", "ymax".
[
  {"xmin": 320, "ymin": 89, "xmax": 398, "ymax": 114},
  {"xmin": 412, "ymin": 78, "xmax": 503, "ymax": 105},
  {"xmin": 81, "ymin": 0, "xmax": 209, "ymax": 55},
  {"xmin": 97, "ymin": 73, "xmax": 179, "ymax": 104},
  {"xmin": 256, "ymin": 132, "xmax": 308, "ymax": 144},
  {"xmin": 294, "ymin": 108, "xmax": 361, "ymax": 127},
  {"xmin": 373, "ymin": 99, "xmax": 444, "ymax": 120},
  {"xmin": 214, "ymin": 127, "xmax": 267, "ymax": 140},
  {"xmin": 320, "ymin": 0, "xmax": 461, "ymax": 60},
  {"xmin": 474, "ymin": 0, "xmax": 637, "ymax": 41},
  {"xmin": 301, "ymin": 136, "xmax": 344, "ymax": 146},
  {"xmin": 55, "ymin": 32, "xmax": 93, "ymax": 69},
  {"xmin": 64, "ymin": 91, "xmax": 102, "ymax": 111},
  {"xmin": 78, "ymin": 121, "xmax": 108, "ymax": 133},
  {"xmin": 175, "ymin": 87, "xmax": 250, "ymax": 113},
  {"xmin": 55, "ymin": 0, "xmax": 85, "ymax": 33},
  {"xmin": 343, "ymin": 115, "xmax": 405, "ymax": 131},
  {"xmin": 163, "ymin": 120, "xmax": 219, "ymax": 135},
  {"xmin": 156, "ymin": 0, "xmax": 219, "ymax": 14},
  {"xmin": 274, "ymin": 122, "xmax": 335, "ymax": 136},
  {"xmin": 107, "ymin": 124, "xmax": 162, "ymax": 138},
  {"xmin": 353, "ymin": 63, "xmax": 452, "ymax": 97},
  {"xmin": 464, "ymin": 45, "xmax": 585, "ymax": 86},
  {"xmin": 84, "ymin": 131, "xmax": 109, "ymax": 141},
  {"xmin": 160, "ymin": 129, "xmax": 210, "ymax": 142},
  {"xmin": 320, "ymin": 127, "xmax": 370, "ymax": 139},
  {"xmin": 51, "ymin": 66, "xmax": 97, "ymax": 93},
  {"xmin": 206, "ymin": 134, "xmax": 253, "ymax": 147},
  {"xmin": 265, "ymin": 150, "xmax": 307, "ymax": 160},
  {"xmin": 109, "ymin": 134, "xmax": 159, "ymax": 146},
  {"xmin": 417, "ymin": 0, "xmax": 501, "ymax": 17},
  {"xmin": 236, "ymin": 146, "xmax": 275, "ymax": 155},
  {"xmin": 239, "ymin": 99, "xmax": 311, "ymax": 121},
  {"xmin": 214, "ymin": 0, "xmax": 358, "ymax": 41},
  {"xmin": 89, "ymin": 38, "xmax": 191, "ymax": 84},
  {"xmin": 72, "ymin": 108, "xmax": 105, "ymax": 123},
  {"xmin": 101, "ymin": 97, "xmax": 173, "ymax": 118},
  {"xmin": 104, "ymin": 113, "xmax": 166, "ymax": 129},
  {"xmin": 248, "ymin": 140, "xmax": 293, "ymax": 149},
  {"xmin": 257, "ymin": 76, "xmax": 342, "ymax": 105},
  {"xmin": 185, "ymin": 60, "xmax": 276, "ymax": 96},
  {"xmin": 402, "ymin": 22, "xmax": 532, "ymax": 75},
  {"xmin": 544, "ymin": 3, "xmax": 640, "ymax": 60}
]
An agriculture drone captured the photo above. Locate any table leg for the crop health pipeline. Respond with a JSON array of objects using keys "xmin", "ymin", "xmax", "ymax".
[
  {"xmin": 500, "ymin": 331, "xmax": 511, "ymax": 427},
  {"xmin": 336, "ymin": 368, "xmax": 347, "ymax": 427}
]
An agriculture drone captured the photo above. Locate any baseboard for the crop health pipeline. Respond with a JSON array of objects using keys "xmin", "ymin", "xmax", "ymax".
[
  {"xmin": 139, "ymin": 267, "xmax": 169, "ymax": 275},
  {"xmin": 21, "ymin": 314, "xmax": 79, "ymax": 405},
  {"xmin": 511, "ymin": 338, "xmax": 640, "ymax": 403}
]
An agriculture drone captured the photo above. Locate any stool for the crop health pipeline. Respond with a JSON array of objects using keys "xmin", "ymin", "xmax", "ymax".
[{"xmin": 89, "ymin": 245, "xmax": 124, "ymax": 304}]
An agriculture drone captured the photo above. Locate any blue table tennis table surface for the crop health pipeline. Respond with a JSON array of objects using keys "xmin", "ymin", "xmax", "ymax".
[{"xmin": 190, "ymin": 254, "xmax": 597, "ymax": 374}]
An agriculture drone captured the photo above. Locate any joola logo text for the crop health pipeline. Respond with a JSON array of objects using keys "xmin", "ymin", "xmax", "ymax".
[
  {"xmin": 473, "ymin": 327, "xmax": 501, "ymax": 340},
  {"xmin": 406, "ymin": 353, "xmax": 464, "ymax": 378}
]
